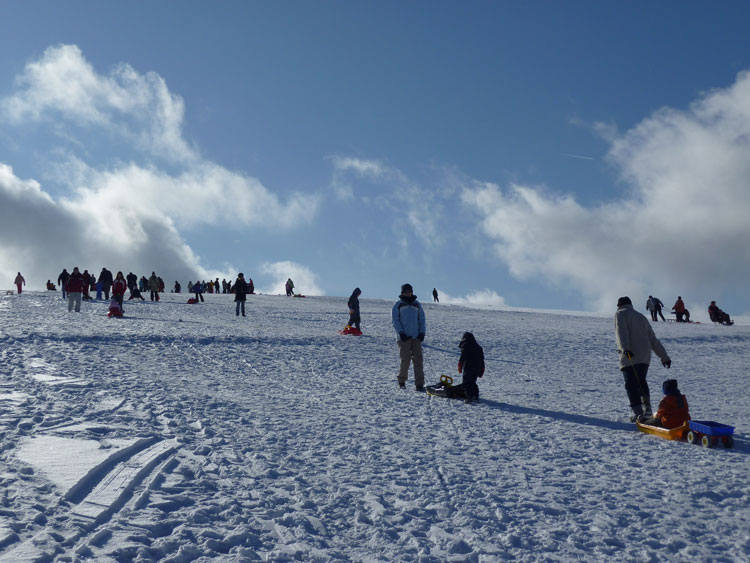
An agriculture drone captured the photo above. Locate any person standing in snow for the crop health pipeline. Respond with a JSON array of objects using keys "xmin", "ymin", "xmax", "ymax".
[
  {"xmin": 148, "ymin": 272, "xmax": 160, "ymax": 301},
  {"xmin": 193, "ymin": 280, "xmax": 205, "ymax": 303},
  {"xmin": 112, "ymin": 271, "xmax": 127, "ymax": 311},
  {"xmin": 81, "ymin": 270, "xmax": 91, "ymax": 298},
  {"xmin": 233, "ymin": 273, "xmax": 248, "ymax": 316},
  {"xmin": 457, "ymin": 332, "xmax": 485, "ymax": 403},
  {"xmin": 14, "ymin": 272, "xmax": 25, "ymax": 294},
  {"xmin": 345, "ymin": 288, "xmax": 362, "ymax": 331},
  {"xmin": 66, "ymin": 267, "xmax": 86, "ymax": 312},
  {"xmin": 285, "ymin": 278, "xmax": 295, "ymax": 296},
  {"xmin": 392, "ymin": 283, "xmax": 427, "ymax": 391},
  {"xmin": 615, "ymin": 296, "xmax": 671, "ymax": 421},
  {"xmin": 99, "ymin": 268, "xmax": 113, "ymax": 300},
  {"xmin": 57, "ymin": 268, "xmax": 70, "ymax": 299},
  {"xmin": 432, "ymin": 288, "xmax": 439, "ymax": 303}
]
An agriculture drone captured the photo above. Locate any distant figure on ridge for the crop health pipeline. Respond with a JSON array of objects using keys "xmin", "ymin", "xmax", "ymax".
[
  {"xmin": 57, "ymin": 268, "xmax": 70, "ymax": 299},
  {"xmin": 285, "ymin": 278, "xmax": 295, "ymax": 296},
  {"xmin": 66, "ymin": 267, "xmax": 85, "ymax": 312},
  {"xmin": 234, "ymin": 273, "xmax": 248, "ymax": 317},
  {"xmin": 148, "ymin": 272, "xmax": 160, "ymax": 301},
  {"xmin": 671, "ymin": 296, "xmax": 691, "ymax": 323},
  {"xmin": 646, "ymin": 295, "xmax": 665, "ymax": 322},
  {"xmin": 432, "ymin": 288, "xmax": 439, "ymax": 303},
  {"xmin": 14, "ymin": 272, "xmax": 25, "ymax": 294},
  {"xmin": 708, "ymin": 301, "xmax": 733, "ymax": 326},
  {"xmin": 112, "ymin": 271, "xmax": 128, "ymax": 311}
]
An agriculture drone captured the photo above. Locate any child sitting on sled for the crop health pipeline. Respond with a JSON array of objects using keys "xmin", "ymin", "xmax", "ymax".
[
  {"xmin": 107, "ymin": 297, "xmax": 124, "ymax": 318},
  {"xmin": 428, "ymin": 332, "xmax": 485, "ymax": 403},
  {"xmin": 643, "ymin": 379, "xmax": 690, "ymax": 428}
]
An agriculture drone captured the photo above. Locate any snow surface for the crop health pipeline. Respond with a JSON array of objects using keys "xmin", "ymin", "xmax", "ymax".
[{"xmin": 1, "ymin": 290, "xmax": 749, "ymax": 562}]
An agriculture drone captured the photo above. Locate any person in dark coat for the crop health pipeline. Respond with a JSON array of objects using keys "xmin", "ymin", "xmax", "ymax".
[
  {"xmin": 193, "ymin": 280, "xmax": 205, "ymax": 303},
  {"xmin": 346, "ymin": 288, "xmax": 362, "ymax": 330},
  {"xmin": 432, "ymin": 288, "xmax": 439, "ymax": 303},
  {"xmin": 708, "ymin": 301, "xmax": 733, "ymax": 325},
  {"xmin": 126, "ymin": 272, "xmax": 138, "ymax": 292},
  {"xmin": 456, "ymin": 332, "xmax": 485, "ymax": 403},
  {"xmin": 57, "ymin": 268, "xmax": 70, "ymax": 299},
  {"xmin": 82, "ymin": 270, "xmax": 91, "ymax": 297},
  {"xmin": 99, "ymin": 268, "xmax": 114, "ymax": 300},
  {"xmin": 427, "ymin": 332, "xmax": 485, "ymax": 403},
  {"xmin": 234, "ymin": 273, "xmax": 248, "ymax": 316}
]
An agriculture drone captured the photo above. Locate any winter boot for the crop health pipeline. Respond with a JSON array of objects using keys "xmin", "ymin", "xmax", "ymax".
[
  {"xmin": 629, "ymin": 405, "xmax": 644, "ymax": 423},
  {"xmin": 398, "ymin": 381, "xmax": 406, "ymax": 389},
  {"xmin": 415, "ymin": 386, "xmax": 425, "ymax": 392},
  {"xmin": 641, "ymin": 396, "xmax": 653, "ymax": 418}
]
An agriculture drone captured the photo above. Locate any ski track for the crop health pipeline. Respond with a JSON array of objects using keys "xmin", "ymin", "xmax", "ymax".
[{"xmin": 0, "ymin": 291, "xmax": 749, "ymax": 561}]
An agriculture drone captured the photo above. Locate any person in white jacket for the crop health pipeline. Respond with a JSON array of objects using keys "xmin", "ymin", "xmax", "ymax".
[{"xmin": 615, "ymin": 296, "xmax": 671, "ymax": 421}]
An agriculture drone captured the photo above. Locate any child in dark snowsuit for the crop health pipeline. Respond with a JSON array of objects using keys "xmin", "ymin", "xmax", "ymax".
[
  {"xmin": 430, "ymin": 332, "xmax": 485, "ymax": 403},
  {"xmin": 347, "ymin": 288, "xmax": 362, "ymax": 330},
  {"xmin": 454, "ymin": 332, "xmax": 485, "ymax": 403}
]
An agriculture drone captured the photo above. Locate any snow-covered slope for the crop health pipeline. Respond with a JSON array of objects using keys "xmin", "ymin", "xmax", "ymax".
[{"xmin": 1, "ymin": 291, "xmax": 748, "ymax": 561}]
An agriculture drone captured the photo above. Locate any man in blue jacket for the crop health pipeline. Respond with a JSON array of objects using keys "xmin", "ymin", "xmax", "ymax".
[{"xmin": 392, "ymin": 283, "xmax": 426, "ymax": 391}]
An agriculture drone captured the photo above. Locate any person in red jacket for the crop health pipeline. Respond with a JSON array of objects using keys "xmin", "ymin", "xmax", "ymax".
[
  {"xmin": 112, "ymin": 271, "xmax": 128, "ymax": 311},
  {"xmin": 644, "ymin": 379, "xmax": 690, "ymax": 428},
  {"xmin": 66, "ymin": 267, "xmax": 85, "ymax": 312},
  {"xmin": 671, "ymin": 296, "xmax": 691, "ymax": 323}
]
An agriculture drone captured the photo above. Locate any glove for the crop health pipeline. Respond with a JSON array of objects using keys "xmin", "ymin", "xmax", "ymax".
[
  {"xmin": 399, "ymin": 332, "xmax": 408, "ymax": 342},
  {"xmin": 417, "ymin": 333, "xmax": 425, "ymax": 342},
  {"xmin": 622, "ymin": 350, "xmax": 633, "ymax": 360},
  {"xmin": 457, "ymin": 361, "xmax": 463, "ymax": 374},
  {"xmin": 662, "ymin": 358, "xmax": 671, "ymax": 368}
]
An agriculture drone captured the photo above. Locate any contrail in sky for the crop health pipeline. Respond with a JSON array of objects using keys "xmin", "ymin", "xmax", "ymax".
[{"xmin": 562, "ymin": 153, "xmax": 595, "ymax": 160}]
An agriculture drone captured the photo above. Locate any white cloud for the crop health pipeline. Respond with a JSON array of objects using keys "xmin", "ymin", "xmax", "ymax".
[
  {"xmin": 329, "ymin": 155, "xmax": 443, "ymax": 247},
  {"xmin": 438, "ymin": 289, "xmax": 506, "ymax": 308},
  {"xmin": 0, "ymin": 163, "xmax": 213, "ymax": 288},
  {"xmin": 0, "ymin": 45, "xmax": 321, "ymax": 289},
  {"xmin": 3, "ymin": 44, "xmax": 196, "ymax": 163},
  {"xmin": 463, "ymin": 71, "xmax": 750, "ymax": 312},
  {"xmin": 259, "ymin": 261, "xmax": 325, "ymax": 296}
]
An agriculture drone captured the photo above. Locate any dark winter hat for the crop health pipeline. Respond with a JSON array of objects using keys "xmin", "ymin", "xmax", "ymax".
[
  {"xmin": 238, "ymin": 273, "xmax": 244, "ymax": 277},
  {"xmin": 401, "ymin": 283, "xmax": 413, "ymax": 294},
  {"xmin": 617, "ymin": 296, "xmax": 632, "ymax": 307},
  {"xmin": 662, "ymin": 379, "xmax": 679, "ymax": 395}
]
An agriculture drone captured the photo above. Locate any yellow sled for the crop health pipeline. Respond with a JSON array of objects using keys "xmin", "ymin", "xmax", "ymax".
[{"xmin": 635, "ymin": 420, "xmax": 690, "ymax": 441}]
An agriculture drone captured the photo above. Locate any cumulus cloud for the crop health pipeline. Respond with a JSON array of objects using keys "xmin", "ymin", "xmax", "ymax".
[
  {"xmin": 463, "ymin": 71, "xmax": 750, "ymax": 312},
  {"xmin": 438, "ymin": 289, "xmax": 506, "ymax": 308},
  {"xmin": 259, "ymin": 261, "xmax": 325, "ymax": 296},
  {"xmin": 3, "ymin": 44, "xmax": 195, "ymax": 163},
  {"xmin": 0, "ymin": 44, "xmax": 320, "ymax": 288},
  {"xmin": 0, "ymin": 163, "xmax": 212, "ymax": 288}
]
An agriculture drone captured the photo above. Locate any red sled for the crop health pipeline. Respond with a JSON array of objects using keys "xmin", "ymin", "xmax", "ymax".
[
  {"xmin": 107, "ymin": 309, "xmax": 123, "ymax": 318},
  {"xmin": 339, "ymin": 327, "xmax": 363, "ymax": 336},
  {"xmin": 187, "ymin": 298, "xmax": 197, "ymax": 304}
]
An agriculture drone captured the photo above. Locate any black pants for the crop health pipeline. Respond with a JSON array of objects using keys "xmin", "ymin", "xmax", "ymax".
[
  {"xmin": 195, "ymin": 292, "xmax": 204, "ymax": 302},
  {"xmin": 621, "ymin": 363, "xmax": 650, "ymax": 414},
  {"xmin": 236, "ymin": 300, "xmax": 245, "ymax": 316},
  {"xmin": 348, "ymin": 313, "xmax": 360, "ymax": 329},
  {"xmin": 150, "ymin": 290, "xmax": 159, "ymax": 301}
]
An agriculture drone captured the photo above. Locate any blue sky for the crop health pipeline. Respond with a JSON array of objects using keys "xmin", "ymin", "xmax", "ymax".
[{"xmin": 2, "ymin": 2, "xmax": 750, "ymax": 316}]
